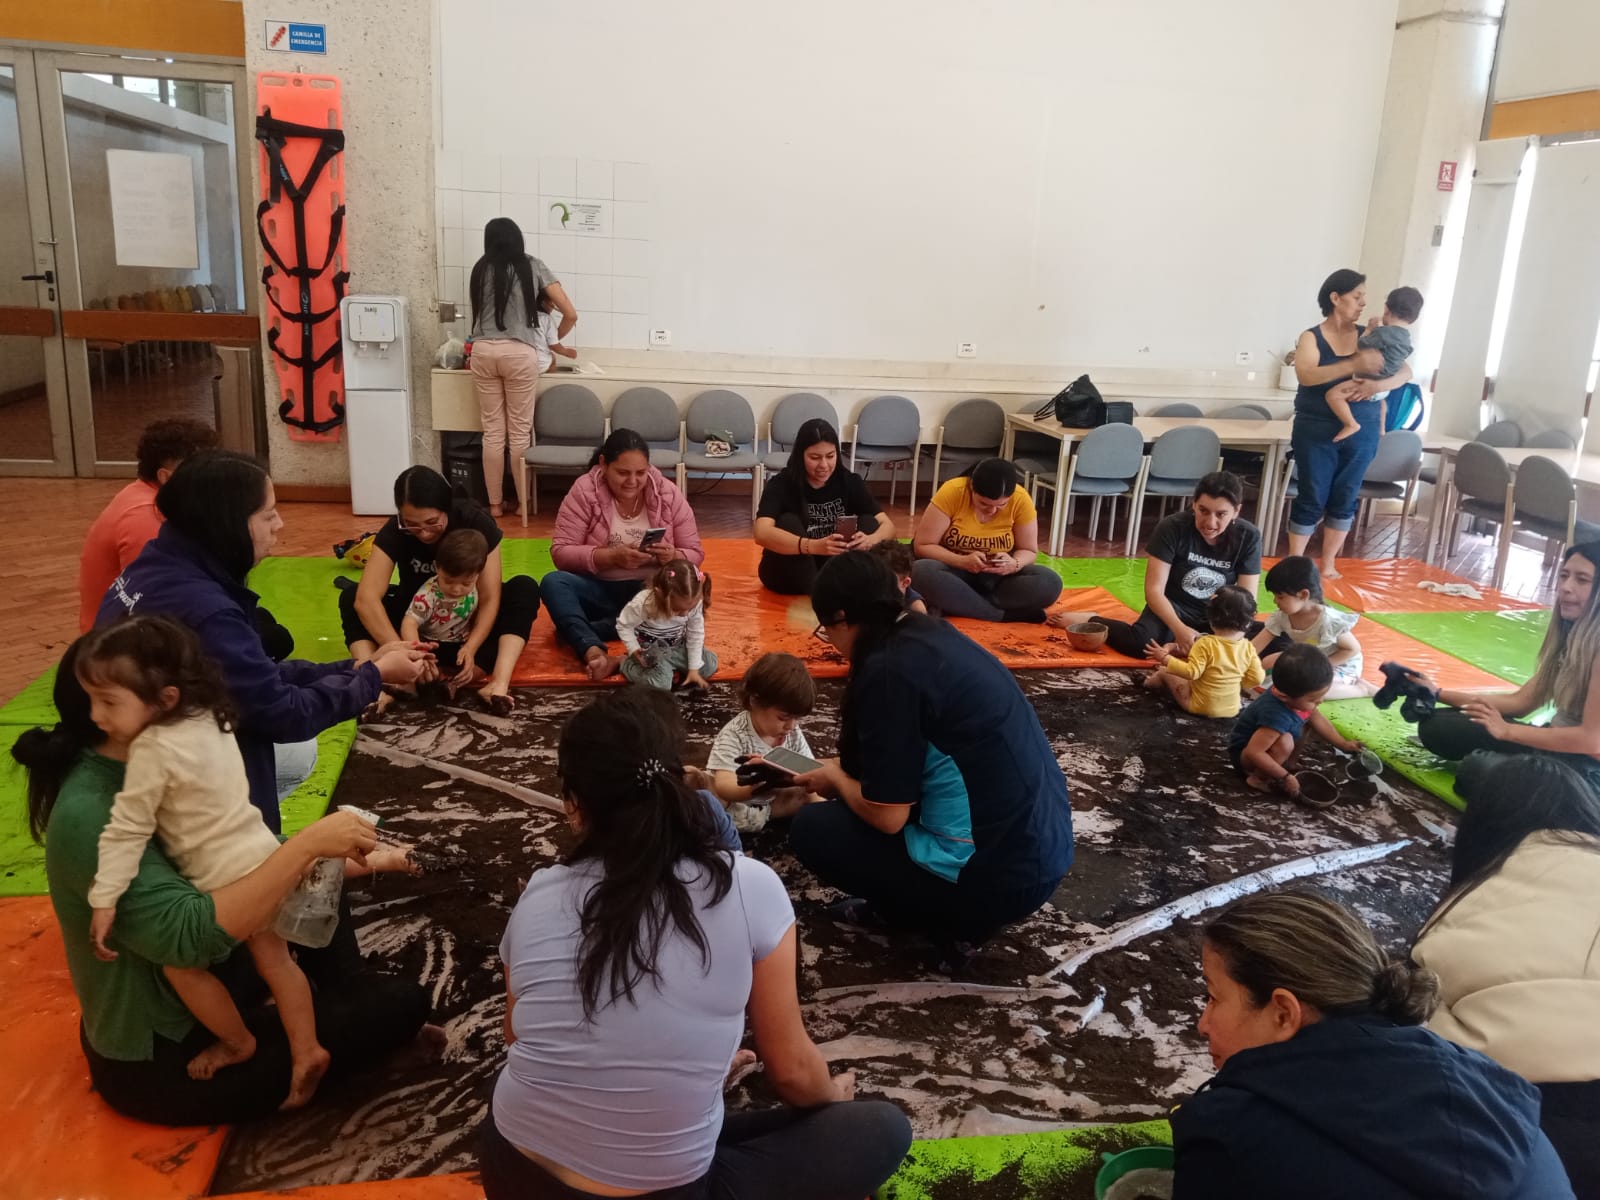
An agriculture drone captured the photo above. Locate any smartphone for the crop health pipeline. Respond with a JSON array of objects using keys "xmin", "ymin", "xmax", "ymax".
[
  {"xmin": 758, "ymin": 746, "xmax": 824, "ymax": 776},
  {"xmin": 834, "ymin": 515, "xmax": 859, "ymax": 539},
  {"xmin": 639, "ymin": 527, "xmax": 667, "ymax": 548},
  {"xmin": 985, "ymin": 552, "xmax": 1006, "ymax": 564}
]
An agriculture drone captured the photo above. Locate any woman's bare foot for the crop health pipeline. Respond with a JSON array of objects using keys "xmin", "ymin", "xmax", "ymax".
[
  {"xmin": 187, "ymin": 1033, "xmax": 257, "ymax": 1080},
  {"xmin": 476, "ymin": 681, "xmax": 515, "ymax": 716},
  {"xmin": 359, "ymin": 689, "xmax": 397, "ymax": 723},
  {"xmin": 1047, "ymin": 611, "xmax": 1093, "ymax": 630},
  {"xmin": 281, "ymin": 1044, "xmax": 332, "ymax": 1110},
  {"xmin": 365, "ymin": 844, "xmax": 421, "ymax": 874},
  {"xmin": 487, "ymin": 502, "xmax": 503, "ymax": 518},
  {"xmin": 1320, "ymin": 561, "xmax": 1343, "ymax": 581},
  {"xmin": 584, "ymin": 648, "xmax": 618, "ymax": 681}
]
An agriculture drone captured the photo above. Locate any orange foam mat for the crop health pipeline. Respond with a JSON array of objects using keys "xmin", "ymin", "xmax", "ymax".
[
  {"xmin": 508, "ymin": 542, "xmax": 1146, "ymax": 686},
  {"xmin": 1265, "ymin": 557, "xmax": 1545, "ymax": 615},
  {"xmin": 223, "ymin": 1176, "xmax": 483, "ymax": 1199},
  {"xmin": 1349, "ymin": 617, "xmax": 1515, "ymax": 692},
  {"xmin": 0, "ymin": 895, "xmax": 227, "ymax": 1200}
]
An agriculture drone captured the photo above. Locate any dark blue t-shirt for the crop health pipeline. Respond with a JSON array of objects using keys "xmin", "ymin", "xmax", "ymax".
[
  {"xmin": 843, "ymin": 617, "xmax": 1074, "ymax": 892},
  {"xmin": 1229, "ymin": 691, "xmax": 1309, "ymax": 764}
]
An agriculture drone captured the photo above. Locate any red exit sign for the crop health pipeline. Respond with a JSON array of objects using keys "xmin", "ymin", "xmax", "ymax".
[{"xmin": 1437, "ymin": 161, "xmax": 1458, "ymax": 191}]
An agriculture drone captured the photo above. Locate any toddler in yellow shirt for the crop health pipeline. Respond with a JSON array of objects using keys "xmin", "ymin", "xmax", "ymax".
[{"xmin": 1144, "ymin": 585, "xmax": 1264, "ymax": 717}]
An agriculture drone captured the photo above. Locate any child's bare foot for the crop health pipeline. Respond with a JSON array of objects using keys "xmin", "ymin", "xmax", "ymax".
[
  {"xmin": 188, "ymin": 1033, "xmax": 257, "ymax": 1080},
  {"xmin": 1245, "ymin": 774, "xmax": 1274, "ymax": 794},
  {"xmin": 1331, "ymin": 423, "xmax": 1360, "ymax": 443},
  {"xmin": 768, "ymin": 788, "xmax": 810, "ymax": 820},
  {"xmin": 584, "ymin": 648, "xmax": 618, "ymax": 681},
  {"xmin": 365, "ymin": 844, "xmax": 421, "ymax": 874},
  {"xmin": 281, "ymin": 1044, "xmax": 332, "ymax": 1110},
  {"xmin": 1141, "ymin": 670, "xmax": 1165, "ymax": 691},
  {"xmin": 725, "ymin": 1048, "xmax": 759, "ymax": 1090}
]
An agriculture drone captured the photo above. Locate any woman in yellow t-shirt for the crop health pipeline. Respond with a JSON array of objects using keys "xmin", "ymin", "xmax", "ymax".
[{"xmin": 910, "ymin": 458, "xmax": 1063, "ymax": 622}]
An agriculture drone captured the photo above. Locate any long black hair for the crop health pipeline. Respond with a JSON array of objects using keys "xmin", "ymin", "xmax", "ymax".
[
  {"xmin": 558, "ymin": 690, "xmax": 734, "ymax": 1019},
  {"xmin": 11, "ymin": 638, "xmax": 103, "ymax": 842},
  {"xmin": 155, "ymin": 450, "xmax": 272, "ymax": 582},
  {"xmin": 470, "ymin": 217, "xmax": 539, "ymax": 332},
  {"xmin": 588, "ymin": 427, "xmax": 651, "ymax": 470},
  {"xmin": 811, "ymin": 551, "xmax": 933, "ymax": 778},
  {"xmin": 1420, "ymin": 755, "xmax": 1600, "ymax": 940},
  {"xmin": 967, "ymin": 457, "xmax": 1019, "ymax": 500},
  {"xmin": 785, "ymin": 418, "xmax": 841, "ymax": 480}
]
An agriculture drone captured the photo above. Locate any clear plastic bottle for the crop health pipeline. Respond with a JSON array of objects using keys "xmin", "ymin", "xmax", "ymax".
[{"xmin": 275, "ymin": 855, "xmax": 345, "ymax": 949}]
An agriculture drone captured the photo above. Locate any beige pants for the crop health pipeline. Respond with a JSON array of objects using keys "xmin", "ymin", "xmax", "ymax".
[{"xmin": 471, "ymin": 338, "xmax": 540, "ymax": 510}]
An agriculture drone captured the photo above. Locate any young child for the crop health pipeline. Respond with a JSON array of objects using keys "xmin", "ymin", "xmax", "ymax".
[
  {"xmin": 870, "ymin": 540, "xmax": 929, "ymax": 614},
  {"xmin": 706, "ymin": 652, "xmax": 821, "ymax": 830},
  {"xmin": 533, "ymin": 286, "xmax": 576, "ymax": 375},
  {"xmin": 1329, "ymin": 285, "xmax": 1423, "ymax": 443},
  {"xmin": 1230, "ymin": 642, "xmax": 1364, "ymax": 799},
  {"xmin": 80, "ymin": 616, "xmax": 332, "ymax": 1108},
  {"xmin": 1144, "ymin": 585, "xmax": 1264, "ymax": 718},
  {"xmin": 400, "ymin": 528, "xmax": 490, "ymax": 700},
  {"xmin": 1252, "ymin": 555, "xmax": 1372, "ymax": 699},
  {"xmin": 616, "ymin": 558, "xmax": 718, "ymax": 690}
]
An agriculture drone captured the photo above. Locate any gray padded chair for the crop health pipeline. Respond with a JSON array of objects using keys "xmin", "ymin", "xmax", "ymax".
[
  {"xmin": 923, "ymin": 397, "xmax": 1005, "ymax": 498},
  {"xmin": 763, "ymin": 392, "xmax": 839, "ymax": 474},
  {"xmin": 1511, "ymin": 455, "xmax": 1600, "ymax": 568},
  {"xmin": 1152, "ymin": 402, "xmax": 1204, "ymax": 418},
  {"xmin": 849, "ymin": 394, "xmax": 923, "ymax": 514},
  {"xmin": 1526, "ymin": 429, "xmax": 1577, "ymax": 450},
  {"xmin": 1354, "ymin": 430, "xmax": 1423, "ymax": 543},
  {"xmin": 1033, "ymin": 422, "xmax": 1146, "ymax": 555},
  {"xmin": 520, "ymin": 384, "xmax": 605, "ymax": 522},
  {"xmin": 1215, "ymin": 404, "xmax": 1273, "ymax": 420},
  {"xmin": 1421, "ymin": 418, "xmax": 1524, "ymax": 487},
  {"xmin": 1128, "ymin": 426, "xmax": 1224, "ymax": 550},
  {"xmin": 610, "ymin": 387, "xmax": 684, "ymax": 474},
  {"xmin": 1012, "ymin": 397, "xmax": 1062, "ymax": 481},
  {"xmin": 1445, "ymin": 441, "xmax": 1515, "ymax": 588},
  {"xmin": 683, "ymin": 389, "xmax": 763, "ymax": 516}
]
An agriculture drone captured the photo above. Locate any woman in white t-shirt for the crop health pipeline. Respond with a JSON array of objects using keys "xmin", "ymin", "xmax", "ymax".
[{"xmin": 480, "ymin": 692, "xmax": 911, "ymax": 1199}]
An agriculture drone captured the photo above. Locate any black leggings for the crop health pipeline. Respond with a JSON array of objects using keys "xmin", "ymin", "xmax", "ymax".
[
  {"xmin": 338, "ymin": 575, "xmax": 541, "ymax": 672},
  {"xmin": 479, "ymin": 1099, "xmax": 912, "ymax": 1200},
  {"xmin": 1540, "ymin": 1081, "xmax": 1600, "ymax": 1199},
  {"xmin": 788, "ymin": 798, "xmax": 1062, "ymax": 945},
  {"xmin": 757, "ymin": 512, "xmax": 881, "ymax": 596},
  {"xmin": 83, "ymin": 907, "xmax": 430, "ymax": 1126},
  {"xmin": 1099, "ymin": 607, "xmax": 1279, "ymax": 660},
  {"xmin": 1416, "ymin": 709, "xmax": 1600, "ymax": 789}
]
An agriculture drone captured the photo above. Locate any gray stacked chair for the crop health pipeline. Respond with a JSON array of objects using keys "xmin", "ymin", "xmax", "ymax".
[
  {"xmin": 1013, "ymin": 397, "xmax": 1062, "ymax": 483},
  {"xmin": 1033, "ymin": 422, "xmax": 1146, "ymax": 555},
  {"xmin": 1214, "ymin": 403, "xmax": 1275, "ymax": 486},
  {"xmin": 923, "ymin": 397, "xmax": 1005, "ymax": 500},
  {"xmin": 611, "ymin": 387, "xmax": 684, "ymax": 474},
  {"xmin": 1128, "ymin": 426, "xmax": 1223, "ymax": 551},
  {"xmin": 1525, "ymin": 429, "xmax": 1577, "ymax": 450},
  {"xmin": 520, "ymin": 384, "xmax": 605, "ymax": 522},
  {"xmin": 1510, "ymin": 455, "xmax": 1600, "ymax": 569},
  {"xmin": 1215, "ymin": 404, "xmax": 1273, "ymax": 419},
  {"xmin": 1444, "ymin": 440, "xmax": 1515, "ymax": 587},
  {"xmin": 848, "ymin": 394, "xmax": 923, "ymax": 514},
  {"xmin": 1423, "ymin": 417, "xmax": 1523, "ymax": 487},
  {"xmin": 763, "ymin": 392, "xmax": 839, "ymax": 474},
  {"xmin": 1354, "ymin": 430, "xmax": 1423, "ymax": 545},
  {"xmin": 682, "ymin": 389, "xmax": 763, "ymax": 516},
  {"xmin": 1152, "ymin": 402, "xmax": 1203, "ymax": 417}
]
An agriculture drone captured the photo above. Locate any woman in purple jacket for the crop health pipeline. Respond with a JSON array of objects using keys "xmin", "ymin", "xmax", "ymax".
[
  {"xmin": 97, "ymin": 451, "xmax": 430, "ymax": 831},
  {"xmin": 540, "ymin": 429, "xmax": 705, "ymax": 680}
]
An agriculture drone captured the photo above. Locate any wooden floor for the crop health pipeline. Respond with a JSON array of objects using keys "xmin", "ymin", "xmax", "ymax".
[{"xmin": 0, "ymin": 474, "xmax": 1560, "ymax": 705}]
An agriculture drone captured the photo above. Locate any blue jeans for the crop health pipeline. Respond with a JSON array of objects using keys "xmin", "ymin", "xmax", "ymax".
[
  {"xmin": 1288, "ymin": 403, "xmax": 1382, "ymax": 537},
  {"xmin": 538, "ymin": 571, "xmax": 643, "ymax": 660}
]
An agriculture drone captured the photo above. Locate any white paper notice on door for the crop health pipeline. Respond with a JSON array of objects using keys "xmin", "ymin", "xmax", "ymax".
[{"xmin": 106, "ymin": 149, "xmax": 200, "ymax": 269}]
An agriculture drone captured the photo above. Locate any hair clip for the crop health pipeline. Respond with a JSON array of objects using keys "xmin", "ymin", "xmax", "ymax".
[{"xmin": 635, "ymin": 757, "xmax": 668, "ymax": 788}]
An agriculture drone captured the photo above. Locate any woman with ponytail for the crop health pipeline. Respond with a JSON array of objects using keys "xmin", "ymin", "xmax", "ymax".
[
  {"xmin": 1173, "ymin": 890, "xmax": 1572, "ymax": 1199},
  {"xmin": 787, "ymin": 552, "xmax": 1074, "ymax": 956},
  {"xmin": 481, "ymin": 690, "xmax": 910, "ymax": 1199}
]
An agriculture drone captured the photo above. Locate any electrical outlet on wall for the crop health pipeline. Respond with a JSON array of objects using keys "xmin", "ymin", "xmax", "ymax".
[
  {"xmin": 1234, "ymin": 350, "xmax": 1253, "ymax": 366},
  {"xmin": 649, "ymin": 329, "xmax": 672, "ymax": 346},
  {"xmin": 957, "ymin": 341, "xmax": 977, "ymax": 358}
]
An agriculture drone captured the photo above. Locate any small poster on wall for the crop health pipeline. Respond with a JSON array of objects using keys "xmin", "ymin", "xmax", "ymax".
[
  {"xmin": 547, "ymin": 200, "xmax": 608, "ymax": 236},
  {"xmin": 106, "ymin": 149, "xmax": 200, "ymax": 269}
]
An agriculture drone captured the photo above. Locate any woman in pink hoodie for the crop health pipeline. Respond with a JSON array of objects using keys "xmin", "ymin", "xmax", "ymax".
[{"xmin": 543, "ymin": 428, "xmax": 705, "ymax": 679}]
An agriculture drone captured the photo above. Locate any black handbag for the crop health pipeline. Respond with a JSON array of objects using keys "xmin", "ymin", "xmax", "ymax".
[{"xmin": 1035, "ymin": 374, "xmax": 1107, "ymax": 428}]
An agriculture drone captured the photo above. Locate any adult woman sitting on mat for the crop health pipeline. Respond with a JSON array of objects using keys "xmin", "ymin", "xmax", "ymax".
[
  {"xmin": 1051, "ymin": 471, "xmax": 1262, "ymax": 660},
  {"xmin": 753, "ymin": 418, "xmax": 895, "ymax": 595},
  {"xmin": 341, "ymin": 465, "xmax": 540, "ymax": 716},
  {"xmin": 12, "ymin": 643, "xmax": 435, "ymax": 1126},
  {"xmin": 97, "ymin": 451, "xmax": 429, "ymax": 832},
  {"xmin": 542, "ymin": 428, "xmax": 704, "ymax": 680},
  {"xmin": 480, "ymin": 690, "xmax": 911, "ymax": 1200},
  {"xmin": 786, "ymin": 553, "xmax": 1074, "ymax": 961},
  {"xmin": 1174, "ymin": 890, "xmax": 1572, "ymax": 1199},
  {"xmin": 1285, "ymin": 268, "xmax": 1409, "ymax": 580},
  {"xmin": 1412, "ymin": 754, "xmax": 1600, "ymax": 1196},
  {"xmin": 910, "ymin": 457, "xmax": 1062, "ymax": 622},
  {"xmin": 1409, "ymin": 542, "xmax": 1600, "ymax": 791}
]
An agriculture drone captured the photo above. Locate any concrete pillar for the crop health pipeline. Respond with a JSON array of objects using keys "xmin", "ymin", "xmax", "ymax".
[
  {"xmin": 241, "ymin": 0, "xmax": 438, "ymax": 489},
  {"xmin": 1359, "ymin": 0, "xmax": 1500, "ymax": 404}
]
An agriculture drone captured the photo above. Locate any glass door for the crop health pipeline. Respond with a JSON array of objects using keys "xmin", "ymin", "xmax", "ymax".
[
  {"xmin": 0, "ymin": 52, "xmax": 72, "ymax": 475},
  {"xmin": 0, "ymin": 48, "xmax": 256, "ymax": 476}
]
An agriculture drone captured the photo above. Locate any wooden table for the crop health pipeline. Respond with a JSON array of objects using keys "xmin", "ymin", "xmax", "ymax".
[
  {"xmin": 1420, "ymin": 435, "xmax": 1600, "ymax": 565},
  {"xmin": 1002, "ymin": 411, "xmax": 1295, "ymax": 555}
]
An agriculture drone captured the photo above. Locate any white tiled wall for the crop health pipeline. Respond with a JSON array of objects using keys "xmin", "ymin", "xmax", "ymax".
[{"xmin": 436, "ymin": 149, "xmax": 650, "ymax": 350}]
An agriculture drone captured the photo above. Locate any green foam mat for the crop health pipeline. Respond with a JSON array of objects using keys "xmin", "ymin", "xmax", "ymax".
[
  {"xmin": 1359, "ymin": 609, "xmax": 1546, "ymax": 687},
  {"xmin": 247, "ymin": 555, "xmax": 365, "ymax": 663},
  {"xmin": 1037, "ymin": 555, "xmax": 1148, "ymax": 611},
  {"xmin": 878, "ymin": 1120, "xmax": 1172, "ymax": 1199},
  {"xmin": 279, "ymin": 720, "xmax": 359, "ymax": 836},
  {"xmin": 1321, "ymin": 698, "xmax": 1462, "ymax": 811}
]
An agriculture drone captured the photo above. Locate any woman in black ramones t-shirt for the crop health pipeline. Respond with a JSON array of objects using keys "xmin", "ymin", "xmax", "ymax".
[
  {"xmin": 753, "ymin": 419, "xmax": 897, "ymax": 594},
  {"xmin": 339, "ymin": 466, "xmax": 540, "ymax": 712},
  {"xmin": 1052, "ymin": 472, "xmax": 1263, "ymax": 659}
]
